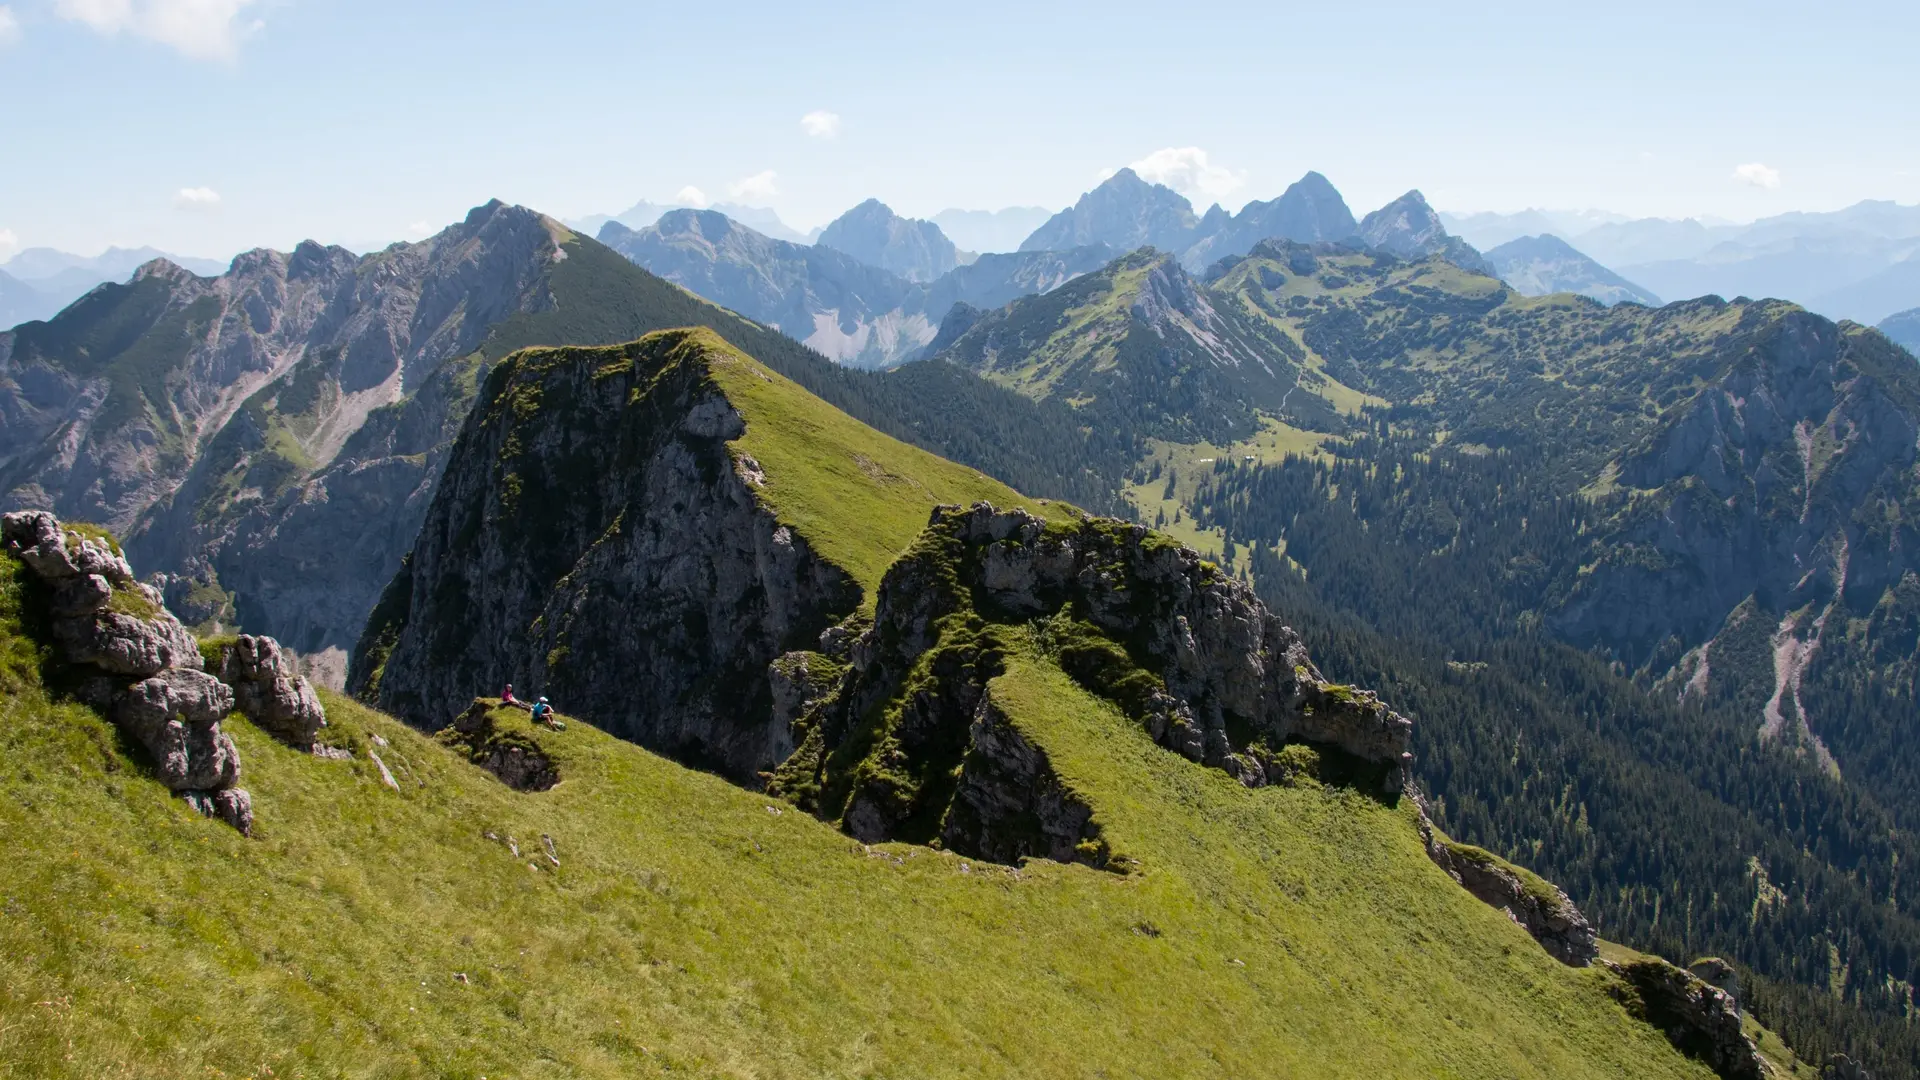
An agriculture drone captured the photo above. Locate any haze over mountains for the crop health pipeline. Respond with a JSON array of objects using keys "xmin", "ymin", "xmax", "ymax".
[
  {"xmin": 0, "ymin": 246, "xmax": 230, "ymax": 327},
  {"xmin": 1446, "ymin": 201, "xmax": 1920, "ymax": 323}
]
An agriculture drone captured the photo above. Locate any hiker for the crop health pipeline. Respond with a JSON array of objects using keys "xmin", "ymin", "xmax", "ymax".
[
  {"xmin": 502, "ymin": 683, "xmax": 529, "ymax": 710},
  {"xmin": 530, "ymin": 696, "xmax": 564, "ymax": 731}
]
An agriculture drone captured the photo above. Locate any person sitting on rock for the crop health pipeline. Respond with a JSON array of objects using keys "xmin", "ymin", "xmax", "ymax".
[
  {"xmin": 502, "ymin": 682, "xmax": 526, "ymax": 709},
  {"xmin": 530, "ymin": 696, "xmax": 563, "ymax": 731}
]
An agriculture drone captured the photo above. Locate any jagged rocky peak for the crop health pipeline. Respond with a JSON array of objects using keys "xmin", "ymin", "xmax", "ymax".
[
  {"xmin": 816, "ymin": 198, "xmax": 962, "ymax": 282},
  {"xmin": 1358, "ymin": 189, "xmax": 1498, "ymax": 275},
  {"xmin": 1019, "ymin": 167, "xmax": 1200, "ymax": 254},
  {"xmin": 1182, "ymin": 170, "xmax": 1362, "ymax": 271}
]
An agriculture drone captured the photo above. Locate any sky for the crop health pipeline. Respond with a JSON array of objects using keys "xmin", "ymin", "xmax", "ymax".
[{"xmin": 2, "ymin": 0, "xmax": 1917, "ymax": 261}]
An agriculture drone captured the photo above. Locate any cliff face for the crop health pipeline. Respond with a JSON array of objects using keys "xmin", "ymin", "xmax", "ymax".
[{"xmin": 362, "ymin": 330, "xmax": 861, "ymax": 779}]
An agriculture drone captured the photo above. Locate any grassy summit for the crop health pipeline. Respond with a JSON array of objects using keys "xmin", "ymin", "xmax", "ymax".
[{"xmin": 0, "ymin": 560, "xmax": 1728, "ymax": 1078}]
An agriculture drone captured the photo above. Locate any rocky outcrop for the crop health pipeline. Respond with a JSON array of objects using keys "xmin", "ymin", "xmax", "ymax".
[
  {"xmin": 1414, "ymin": 798, "xmax": 1598, "ymax": 967},
  {"xmin": 363, "ymin": 330, "xmax": 862, "ymax": 781},
  {"xmin": 771, "ymin": 502, "xmax": 1413, "ymax": 865},
  {"xmin": 204, "ymin": 634, "xmax": 327, "ymax": 750},
  {"xmin": 442, "ymin": 701, "xmax": 560, "ymax": 791},
  {"xmin": 3, "ymin": 510, "xmax": 250, "ymax": 832},
  {"xmin": 1606, "ymin": 956, "xmax": 1766, "ymax": 1080},
  {"xmin": 941, "ymin": 695, "xmax": 1107, "ymax": 868}
]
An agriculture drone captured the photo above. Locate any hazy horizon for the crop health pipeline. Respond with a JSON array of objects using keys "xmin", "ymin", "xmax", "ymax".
[{"xmin": 4, "ymin": 0, "xmax": 1917, "ymax": 261}]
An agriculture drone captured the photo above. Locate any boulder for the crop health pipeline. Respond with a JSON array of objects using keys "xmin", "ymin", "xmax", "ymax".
[
  {"xmin": 207, "ymin": 635, "xmax": 326, "ymax": 749},
  {"xmin": 113, "ymin": 668, "xmax": 241, "ymax": 791},
  {"xmin": 183, "ymin": 788, "xmax": 254, "ymax": 835},
  {"xmin": 49, "ymin": 574, "xmax": 113, "ymax": 618},
  {"xmin": 1607, "ymin": 956, "xmax": 1766, "ymax": 1080},
  {"xmin": 53, "ymin": 609, "xmax": 204, "ymax": 677}
]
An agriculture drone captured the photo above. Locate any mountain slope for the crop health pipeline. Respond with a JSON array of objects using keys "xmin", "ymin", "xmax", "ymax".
[
  {"xmin": 1807, "ymin": 250, "xmax": 1920, "ymax": 324},
  {"xmin": 929, "ymin": 248, "xmax": 1339, "ymax": 445},
  {"xmin": 1487, "ymin": 234, "xmax": 1662, "ymax": 306},
  {"xmin": 950, "ymin": 236, "xmax": 1920, "ymax": 1072},
  {"xmin": 1019, "ymin": 168, "xmax": 1201, "ymax": 254},
  {"xmin": 1881, "ymin": 306, "xmax": 1920, "ymax": 353},
  {"xmin": 0, "ymin": 269, "xmax": 52, "ymax": 329},
  {"xmin": 815, "ymin": 198, "xmax": 962, "ymax": 282},
  {"xmin": 0, "ymin": 531, "xmax": 1760, "ymax": 1078},
  {"xmin": 599, "ymin": 209, "xmax": 925, "ymax": 369}
]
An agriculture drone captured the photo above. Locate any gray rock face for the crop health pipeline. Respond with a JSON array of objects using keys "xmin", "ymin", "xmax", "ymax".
[
  {"xmin": 1606, "ymin": 957, "xmax": 1766, "ymax": 1080},
  {"xmin": 922, "ymin": 503, "xmax": 1413, "ymax": 782},
  {"xmin": 1358, "ymin": 190, "xmax": 1498, "ymax": 276},
  {"xmin": 1019, "ymin": 168, "xmax": 1201, "ymax": 255},
  {"xmin": 114, "ymin": 668, "xmax": 241, "ymax": 791},
  {"xmin": 4, "ymin": 510, "xmax": 251, "ymax": 832},
  {"xmin": 363, "ymin": 331, "xmax": 862, "ymax": 781},
  {"xmin": 1485, "ymin": 234, "xmax": 1662, "ymax": 307},
  {"xmin": 816, "ymin": 199, "xmax": 962, "ymax": 283},
  {"xmin": 443, "ymin": 701, "xmax": 559, "ymax": 791},
  {"xmin": 1415, "ymin": 798, "xmax": 1598, "ymax": 966},
  {"xmin": 1181, "ymin": 171, "xmax": 1361, "ymax": 272},
  {"xmin": 206, "ymin": 634, "xmax": 327, "ymax": 749},
  {"xmin": 942, "ymin": 695, "xmax": 1106, "ymax": 868}
]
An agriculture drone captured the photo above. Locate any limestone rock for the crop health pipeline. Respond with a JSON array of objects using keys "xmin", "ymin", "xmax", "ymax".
[
  {"xmin": 941, "ymin": 696, "xmax": 1105, "ymax": 868},
  {"xmin": 1688, "ymin": 957, "xmax": 1741, "ymax": 1005},
  {"xmin": 183, "ymin": 788, "xmax": 254, "ymax": 835},
  {"xmin": 207, "ymin": 634, "xmax": 327, "ymax": 749},
  {"xmin": 1823, "ymin": 1052, "xmax": 1872, "ymax": 1080},
  {"xmin": 49, "ymin": 574, "xmax": 113, "ymax": 618},
  {"xmin": 1606, "ymin": 957, "xmax": 1766, "ymax": 1080},
  {"xmin": 442, "ymin": 702, "xmax": 560, "ymax": 792},
  {"xmin": 1416, "ymin": 800, "xmax": 1598, "ymax": 967},
  {"xmin": 6, "ymin": 510, "xmax": 251, "ymax": 831},
  {"xmin": 53, "ymin": 609, "xmax": 204, "ymax": 677},
  {"xmin": 365, "ymin": 336, "xmax": 861, "ymax": 781},
  {"xmin": 113, "ymin": 668, "xmax": 241, "ymax": 792}
]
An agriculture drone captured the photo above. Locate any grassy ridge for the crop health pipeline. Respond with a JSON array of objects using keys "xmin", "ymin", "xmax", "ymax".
[
  {"xmin": 705, "ymin": 333, "xmax": 1080, "ymax": 593},
  {"xmin": 0, "ymin": 553, "xmax": 1725, "ymax": 1079}
]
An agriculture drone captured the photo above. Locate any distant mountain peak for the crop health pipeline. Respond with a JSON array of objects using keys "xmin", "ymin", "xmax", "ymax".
[
  {"xmin": 1358, "ymin": 191, "xmax": 1496, "ymax": 275},
  {"xmin": 816, "ymin": 200, "xmax": 960, "ymax": 282},
  {"xmin": 1485, "ymin": 234, "xmax": 1661, "ymax": 306},
  {"xmin": 1018, "ymin": 170, "xmax": 1198, "ymax": 255}
]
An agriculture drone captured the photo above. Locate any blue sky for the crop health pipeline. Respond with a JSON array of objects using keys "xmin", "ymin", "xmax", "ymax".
[{"xmin": 2, "ymin": 0, "xmax": 1916, "ymax": 260}]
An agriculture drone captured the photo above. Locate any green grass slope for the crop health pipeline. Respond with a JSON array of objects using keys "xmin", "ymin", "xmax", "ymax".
[
  {"xmin": 703, "ymin": 332, "xmax": 1081, "ymax": 593},
  {"xmin": 1, "ymin": 556, "xmax": 1734, "ymax": 1080}
]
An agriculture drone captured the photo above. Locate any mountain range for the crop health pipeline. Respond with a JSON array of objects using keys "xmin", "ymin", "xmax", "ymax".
[
  {"xmin": 0, "ymin": 245, "xmax": 231, "ymax": 329},
  {"xmin": 1882, "ymin": 306, "xmax": 1920, "ymax": 352},
  {"xmin": 597, "ymin": 208, "xmax": 1115, "ymax": 367},
  {"xmin": 8, "ymin": 184, "xmax": 1920, "ymax": 1074},
  {"xmin": 1446, "ymin": 201, "xmax": 1920, "ymax": 324}
]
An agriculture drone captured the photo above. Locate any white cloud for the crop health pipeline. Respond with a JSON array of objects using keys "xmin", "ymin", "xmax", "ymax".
[
  {"xmin": 174, "ymin": 185, "xmax": 221, "ymax": 208},
  {"xmin": 56, "ymin": 0, "xmax": 261, "ymax": 61},
  {"xmin": 800, "ymin": 110, "xmax": 842, "ymax": 139},
  {"xmin": 727, "ymin": 171, "xmax": 779, "ymax": 202},
  {"xmin": 1732, "ymin": 162, "xmax": 1782, "ymax": 190},
  {"xmin": 407, "ymin": 220, "xmax": 432, "ymax": 237},
  {"xmin": 1125, "ymin": 147, "xmax": 1247, "ymax": 203},
  {"xmin": 0, "ymin": 6, "xmax": 21, "ymax": 46},
  {"xmin": 0, "ymin": 228, "xmax": 18, "ymax": 259},
  {"xmin": 674, "ymin": 185, "xmax": 710, "ymax": 208}
]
